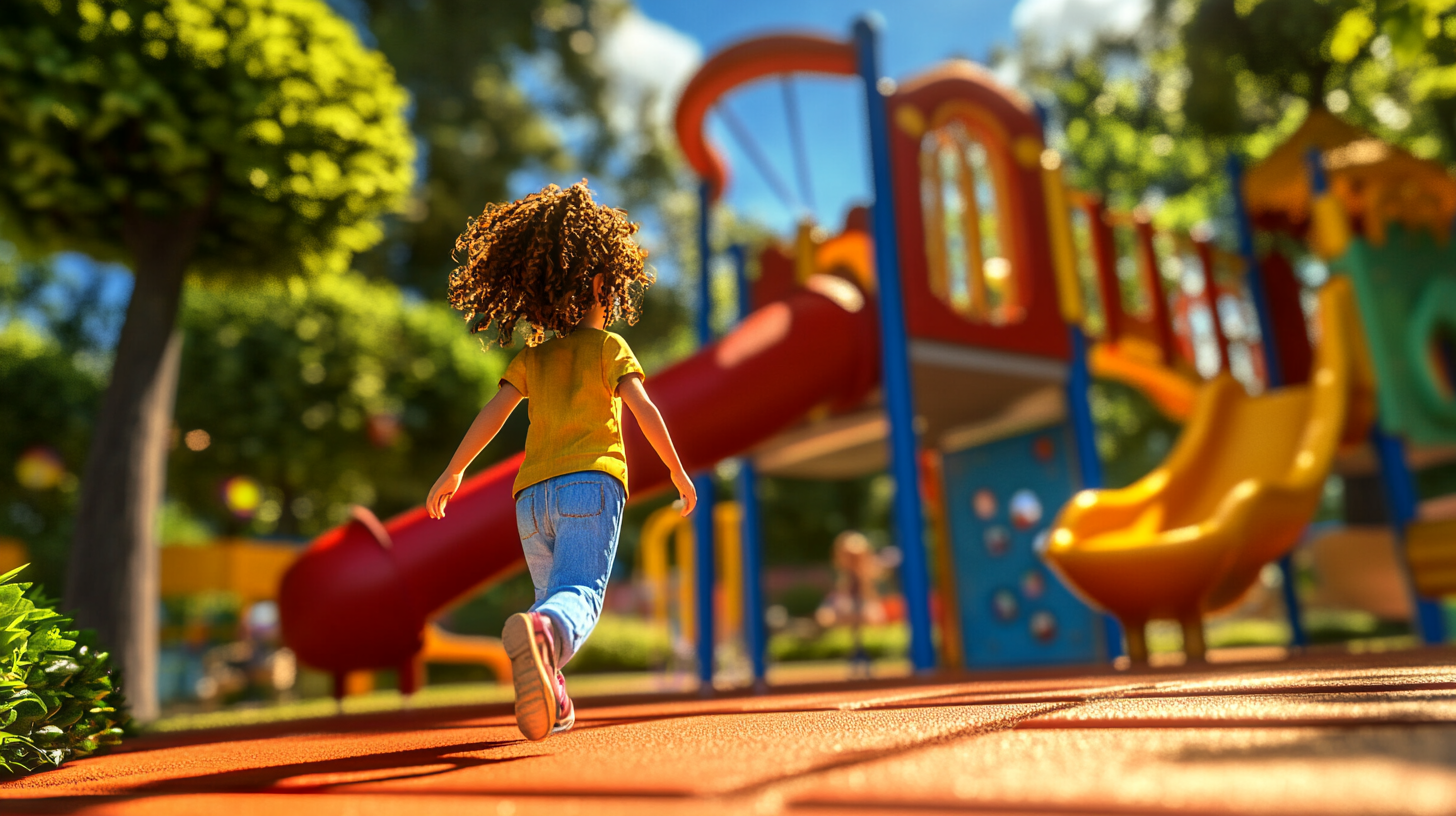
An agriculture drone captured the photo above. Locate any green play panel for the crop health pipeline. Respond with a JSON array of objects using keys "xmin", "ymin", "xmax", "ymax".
[{"xmin": 1334, "ymin": 225, "xmax": 1456, "ymax": 446}]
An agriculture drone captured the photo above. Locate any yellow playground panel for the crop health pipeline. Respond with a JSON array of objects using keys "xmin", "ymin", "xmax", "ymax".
[
  {"xmin": 0, "ymin": 538, "xmax": 28, "ymax": 577},
  {"xmin": 160, "ymin": 540, "xmax": 299, "ymax": 606},
  {"xmin": 1042, "ymin": 278, "xmax": 1376, "ymax": 663},
  {"xmin": 639, "ymin": 501, "xmax": 745, "ymax": 648}
]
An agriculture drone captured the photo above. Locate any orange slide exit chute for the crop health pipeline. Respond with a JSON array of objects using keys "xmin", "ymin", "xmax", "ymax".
[
  {"xmin": 674, "ymin": 34, "xmax": 857, "ymax": 201},
  {"xmin": 1087, "ymin": 339, "xmax": 1198, "ymax": 421}
]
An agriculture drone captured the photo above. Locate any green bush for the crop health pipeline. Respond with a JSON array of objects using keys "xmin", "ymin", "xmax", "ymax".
[
  {"xmin": 566, "ymin": 615, "xmax": 672, "ymax": 675},
  {"xmin": 769, "ymin": 625, "xmax": 908, "ymax": 663},
  {"xmin": 0, "ymin": 567, "xmax": 127, "ymax": 774}
]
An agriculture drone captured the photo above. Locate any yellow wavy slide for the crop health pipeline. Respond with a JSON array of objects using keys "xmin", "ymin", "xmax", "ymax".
[{"xmin": 1042, "ymin": 278, "xmax": 1375, "ymax": 663}]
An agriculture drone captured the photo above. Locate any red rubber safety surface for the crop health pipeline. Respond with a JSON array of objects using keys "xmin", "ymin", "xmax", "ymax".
[{"xmin": 5, "ymin": 650, "xmax": 1456, "ymax": 815}]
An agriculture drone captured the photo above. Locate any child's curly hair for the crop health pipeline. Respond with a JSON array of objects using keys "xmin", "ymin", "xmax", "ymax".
[{"xmin": 449, "ymin": 181, "xmax": 652, "ymax": 347}]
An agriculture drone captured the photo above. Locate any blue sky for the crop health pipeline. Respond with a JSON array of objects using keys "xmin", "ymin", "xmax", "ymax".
[{"xmin": 631, "ymin": 1, "xmax": 1022, "ymax": 233}]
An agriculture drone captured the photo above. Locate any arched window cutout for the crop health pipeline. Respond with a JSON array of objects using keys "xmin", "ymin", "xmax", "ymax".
[{"xmin": 919, "ymin": 121, "xmax": 1023, "ymax": 325}]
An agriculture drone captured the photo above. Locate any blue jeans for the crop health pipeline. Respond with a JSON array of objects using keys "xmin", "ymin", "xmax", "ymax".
[{"xmin": 514, "ymin": 471, "xmax": 626, "ymax": 666}]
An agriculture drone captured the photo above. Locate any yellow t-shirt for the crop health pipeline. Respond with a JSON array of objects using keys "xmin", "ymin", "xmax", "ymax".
[{"xmin": 501, "ymin": 328, "xmax": 645, "ymax": 497}]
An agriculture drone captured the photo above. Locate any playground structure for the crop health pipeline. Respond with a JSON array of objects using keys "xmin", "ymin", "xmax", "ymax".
[
  {"xmin": 639, "ymin": 501, "xmax": 745, "ymax": 659},
  {"xmin": 276, "ymin": 18, "xmax": 1456, "ymax": 690},
  {"xmin": 1047, "ymin": 109, "xmax": 1456, "ymax": 656}
]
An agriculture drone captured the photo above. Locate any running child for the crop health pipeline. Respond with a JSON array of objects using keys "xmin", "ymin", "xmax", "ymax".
[{"xmin": 426, "ymin": 181, "xmax": 697, "ymax": 741}]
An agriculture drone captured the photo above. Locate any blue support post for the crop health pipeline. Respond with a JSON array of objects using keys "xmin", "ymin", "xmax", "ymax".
[
  {"xmin": 1032, "ymin": 99, "xmax": 1122, "ymax": 660},
  {"xmin": 853, "ymin": 15, "xmax": 936, "ymax": 672},
  {"xmin": 1372, "ymin": 427, "xmax": 1448, "ymax": 643},
  {"xmin": 730, "ymin": 244, "xmax": 769, "ymax": 686},
  {"xmin": 694, "ymin": 181, "xmax": 717, "ymax": 689},
  {"xmin": 736, "ymin": 462, "xmax": 766, "ymax": 685},
  {"xmin": 1227, "ymin": 156, "xmax": 1284, "ymax": 388},
  {"xmin": 1064, "ymin": 326, "xmax": 1125, "ymax": 658},
  {"xmin": 1230, "ymin": 154, "xmax": 1307, "ymax": 648},
  {"xmin": 696, "ymin": 182, "xmax": 715, "ymax": 345}
]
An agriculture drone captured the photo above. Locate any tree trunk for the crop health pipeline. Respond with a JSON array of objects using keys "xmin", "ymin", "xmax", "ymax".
[{"xmin": 66, "ymin": 208, "xmax": 204, "ymax": 722}]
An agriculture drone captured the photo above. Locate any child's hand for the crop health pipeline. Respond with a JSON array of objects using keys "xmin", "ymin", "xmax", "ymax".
[
  {"xmin": 427, "ymin": 471, "xmax": 462, "ymax": 519},
  {"xmin": 671, "ymin": 468, "xmax": 698, "ymax": 516}
]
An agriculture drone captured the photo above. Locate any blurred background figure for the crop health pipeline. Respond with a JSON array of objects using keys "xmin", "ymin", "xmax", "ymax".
[{"xmin": 818, "ymin": 531, "xmax": 896, "ymax": 678}]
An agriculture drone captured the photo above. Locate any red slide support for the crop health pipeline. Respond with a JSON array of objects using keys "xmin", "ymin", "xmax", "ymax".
[{"xmin": 278, "ymin": 278, "xmax": 880, "ymax": 686}]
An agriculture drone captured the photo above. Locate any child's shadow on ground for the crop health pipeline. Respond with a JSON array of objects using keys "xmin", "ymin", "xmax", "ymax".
[{"xmin": 136, "ymin": 738, "xmax": 533, "ymax": 795}]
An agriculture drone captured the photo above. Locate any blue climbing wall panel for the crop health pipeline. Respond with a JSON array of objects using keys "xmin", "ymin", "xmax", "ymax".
[{"xmin": 942, "ymin": 423, "xmax": 1105, "ymax": 668}]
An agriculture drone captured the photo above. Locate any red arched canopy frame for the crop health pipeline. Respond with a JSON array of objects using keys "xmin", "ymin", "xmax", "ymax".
[{"xmin": 674, "ymin": 34, "xmax": 857, "ymax": 203}]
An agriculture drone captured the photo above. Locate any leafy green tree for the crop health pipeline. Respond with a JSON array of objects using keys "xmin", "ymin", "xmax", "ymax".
[
  {"xmin": 0, "ymin": 0, "xmax": 414, "ymax": 719},
  {"xmin": 0, "ymin": 323, "xmax": 104, "ymax": 598},
  {"xmin": 1089, "ymin": 380, "xmax": 1182, "ymax": 488},
  {"xmin": 169, "ymin": 271, "xmax": 511, "ymax": 538},
  {"xmin": 353, "ymin": 0, "xmax": 674, "ymax": 295},
  {"xmin": 1013, "ymin": 0, "xmax": 1456, "ymax": 231}
]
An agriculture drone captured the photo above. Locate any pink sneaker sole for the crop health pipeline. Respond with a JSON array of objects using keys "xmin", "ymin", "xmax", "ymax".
[{"xmin": 502, "ymin": 613, "xmax": 557, "ymax": 741}]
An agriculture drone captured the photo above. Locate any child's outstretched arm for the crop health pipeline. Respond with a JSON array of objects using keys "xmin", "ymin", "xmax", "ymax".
[
  {"xmin": 427, "ymin": 383, "xmax": 523, "ymax": 519},
  {"xmin": 619, "ymin": 375, "xmax": 697, "ymax": 516}
]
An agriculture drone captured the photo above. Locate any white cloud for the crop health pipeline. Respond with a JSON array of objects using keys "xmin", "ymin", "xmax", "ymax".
[
  {"xmin": 1011, "ymin": 0, "xmax": 1151, "ymax": 59},
  {"xmin": 598, "ymin": 9, "xmax": 702, "ymax": 136}
]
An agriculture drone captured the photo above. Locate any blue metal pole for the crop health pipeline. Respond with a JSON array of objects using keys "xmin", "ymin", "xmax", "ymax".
[
  {"xmin": 1064, "ymin": 337, "xmax": 1101, "ymax": 494},
  {"xmin": 694, "ymin": 181, "xmax": 717, "ymax": 688},
  {"xmin": 1228, "ymin": 155, "xmax": 1284, "ymax": 388},
  {"xmin": 1030, "ymin": 100, "xmax": 1122, "ymax": 660},
  {"xmin": 1064, "ymin": 326, "xmax": 1124, "ymax": 658},
  {"xmin": 1230, "ymin": 154, "xmax": 1307, "ymax": 647},
  {"xmin": 696, "ymin": 182, "xmax": 715, "ymax": 345},
  {"xmin": 1371, "ymin": 427, "xmax": 1448, "ymax": 643},
  {"xmin": 736, "ymin": 462, "xmax": 766, "ymax": 685},
  {"xmin": 852, "ymin": 15, "xmax": 936, "ymax": 672},
  {"xmin": 730, "ymin": 244, "xmax": 769, "ymax": 686}
]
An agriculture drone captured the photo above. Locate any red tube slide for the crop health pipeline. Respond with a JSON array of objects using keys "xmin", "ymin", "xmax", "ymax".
[{"xmin": 278, "ymin": 277, "xmax": 879, "ymax": 683}]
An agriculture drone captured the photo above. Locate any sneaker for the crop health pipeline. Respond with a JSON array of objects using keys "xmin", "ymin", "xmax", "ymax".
[
  {"xmin": 551, "ymin": 670, "xmax": 575, "ymax": 734},
  {"xmin": 502, "ymin": 612, "xmax": 559, "ymax": 741}
]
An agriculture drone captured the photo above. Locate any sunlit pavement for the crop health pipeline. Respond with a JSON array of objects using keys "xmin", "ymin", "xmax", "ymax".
[{"xmin": 4, "ymin": 649, "xmax": 1455, "ymax": 815}]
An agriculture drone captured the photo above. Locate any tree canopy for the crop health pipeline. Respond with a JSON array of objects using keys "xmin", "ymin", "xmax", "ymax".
[
  {"xmin": 1013, "ymin": 0, "xmax": 1456, "ymax": 230},
  {"xmin": 350, "ymin": 0, "xmax": 664, "ymax": 295},
  {"xmin": 0, "ymin": 0, "xmax": 415, "ymax": 276},
  {"xmin": 168, "ymin": 270, "xmax": 515, "ymax": 539}
]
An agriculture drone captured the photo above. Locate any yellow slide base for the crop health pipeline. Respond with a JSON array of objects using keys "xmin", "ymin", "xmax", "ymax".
[{"xmin": 1408, "ymin": 518, "xmax": 1456, "ymax": 597}]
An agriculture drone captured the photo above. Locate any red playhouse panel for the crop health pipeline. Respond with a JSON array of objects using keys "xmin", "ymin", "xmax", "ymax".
[
  {"xmin": 1259, "ymin": 249, "xmax": 1314, "ymax": 386},
  {"xmin": 1192, "ymin": 238, "xmax": 1233, "ymax": 374},
  {"xmin": 886, "ymin": 61, "xmax": 1070, "ymax": 360}
]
